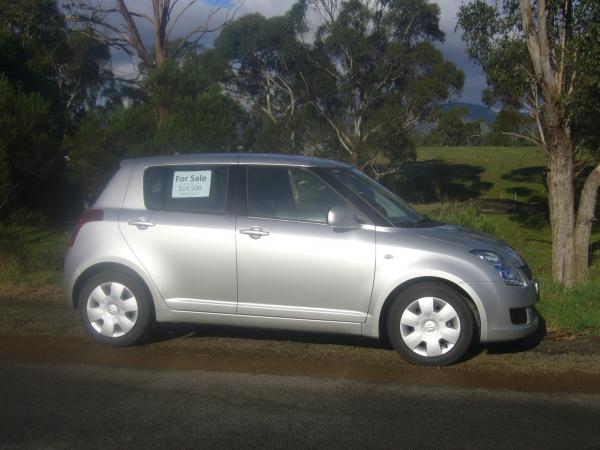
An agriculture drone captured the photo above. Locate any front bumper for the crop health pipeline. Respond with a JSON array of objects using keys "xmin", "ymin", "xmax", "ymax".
[{"xmin": 463, "ymin": 278, "xmax": 539, "ymax": 343}]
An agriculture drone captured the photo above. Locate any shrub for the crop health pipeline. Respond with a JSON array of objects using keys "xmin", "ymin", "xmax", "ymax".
[{"xmin": 431, "ymin": 204, "xmax": 498, "ymax": 235}]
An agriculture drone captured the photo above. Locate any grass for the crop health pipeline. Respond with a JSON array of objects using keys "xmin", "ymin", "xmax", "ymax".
[
  {"xmin": 417, "ymin": 146, "xmax": 548, "ymax": 202},
  {"xmin": 0, "ymin": 225, "xmax": 68, "ymax": 285}
]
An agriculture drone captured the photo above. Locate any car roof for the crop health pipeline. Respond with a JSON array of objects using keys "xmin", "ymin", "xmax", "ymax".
[{"xmin": 122, "ymin": 153, "xmax": 352, "ymax": 168}]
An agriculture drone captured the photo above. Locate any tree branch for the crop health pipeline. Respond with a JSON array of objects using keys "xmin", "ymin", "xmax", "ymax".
[{"xmin": 116, "ymin": 0, "xmax": 153, "ymax": 69}]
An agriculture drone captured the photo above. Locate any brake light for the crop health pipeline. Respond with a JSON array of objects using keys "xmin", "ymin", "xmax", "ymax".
[{"xmin": 70, "ymin": 209, "xmax": 104, "ymax": 246}]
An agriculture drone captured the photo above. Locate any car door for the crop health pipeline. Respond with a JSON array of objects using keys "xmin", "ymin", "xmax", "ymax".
[
  {"xmin": 236, "ymin": 165, "xmax": 376, "ymax": 323},
  {"xmin": 119, "ymin": 163, "xmax": 237, "ymax": 314}
]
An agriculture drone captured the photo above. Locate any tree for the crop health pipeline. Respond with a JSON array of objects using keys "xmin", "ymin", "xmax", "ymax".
[
  {"xmin": 303, "ymin": 0, "xmax": 464, "ymax": 178},
  {"xmin": 65, "ymin": 0, "xmax": 241, "ymax": 120},
  {"xmin": 427, "ymin": 106, "xmax": 482, "ymax": 146},
  {"xmin": 0, "ymin": 0, "xmax": 110, "ymax": 214},
  {"xmin": 458, "ymin": 0, "xmax": 600, "ymax": 285},
  {"xmin": 67, "ymin": 57, "xmax": 247, "ymax": 201},
  {"xmin": 215, "ymin": 6, "xmax": 319, "ymax": 153},
  {"xmin": 67, "ymin": 0, "xmax": 241, "ymax": 72},
  {"xmin": 57, "ymin": 29, "xmax": 112, "ymax": 122},
  {"xmin": 485, "ymin": 106, "xmax": 531, "ymax": 146},
  {"xmin": 0, "ymin": 76, "xmax": 58, "ymax": 211},
  {"xmin": 66, "ymin": 105, "xmax": 157, "ymax": 201}
]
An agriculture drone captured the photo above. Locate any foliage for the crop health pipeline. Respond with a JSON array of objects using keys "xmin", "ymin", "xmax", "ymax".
[
  {"xmin": 0, "ymin": 223, "xmax": 67, "ymax": 279},
  {"xmin": 425, "ymin": 107, "xmax": 482, "ymax": 146},
  {"xmin": 0, "ymin": 0, "xmax": 111, "ymax": 216},
  {"xmin": 216, "ymin": 0, "xmax": 464, "ymax": 174},
  {"xmin": 304, "ymin": 0, "xmax": 464, "ymax": 177},
  {"xmin": 458, "ymin": 0, "xmax": 600, "ymax": 285},
  {"xmin": 59, "ymin": 29, "xmax": 111, "ymax": 122},
  {"xmin": 458, "ymin": 0, "xmax": 600, "ymax": 152},
  {"xmin": 154, "ymin": 88, "xmax": 247, "ymax": 152},
  {"xmin": 430, "ymin": 204, "xmax": 498, "ymax": 234},
  {"xmin": 485, "ymin": 106, "xmax": 532, "ymax": 146},
  {"xmin": 215, "ymin": 7, "xmax": 321, "ymax": 153},
  {"xmin": 540, "ymin": 279, "xmax": 600, "ymax": 334},
  {"xmin": 66, "ymin": 105, "xmax": 158, "ymax": 201},
  {"xmin": 0, "ymin": 76, "xmax": 60, "ymax": 211}
]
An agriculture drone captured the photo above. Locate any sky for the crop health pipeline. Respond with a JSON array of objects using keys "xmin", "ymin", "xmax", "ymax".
[{"xmin": 110, "ymin": 0, "xmax": 487, "ymax": 105}]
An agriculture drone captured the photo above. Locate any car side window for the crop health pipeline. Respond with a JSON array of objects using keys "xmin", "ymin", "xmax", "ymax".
[
  {"xmin": 247, "ymin": 166, "xmax": 348, "ymax": 223},
  {"xmin": 144, "ymin": 165, "xmax": 228, "ymax": 214}
]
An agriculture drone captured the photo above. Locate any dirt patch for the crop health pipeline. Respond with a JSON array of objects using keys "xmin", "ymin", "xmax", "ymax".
[{"xmin": 2, "ymin": 285, "xmax": 600, "ymax": 392}]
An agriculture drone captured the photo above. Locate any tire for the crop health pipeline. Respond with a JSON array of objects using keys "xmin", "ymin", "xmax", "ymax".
[
  {"xmin": 78, "ymin": 270, "xmax": 153, "ymax": 346},
  {"xmin": 387, "ymin": 282, "xmax": 475, "ymax": 366}
]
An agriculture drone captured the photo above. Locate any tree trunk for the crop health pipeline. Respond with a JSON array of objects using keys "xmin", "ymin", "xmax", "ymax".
[
  {"xmin": 574, "ymin": 163, "xmax": 600, "ymax": 281},
  {"xmin": 545, "ymin": 103, "xmax": 577, "ymax": 285}
]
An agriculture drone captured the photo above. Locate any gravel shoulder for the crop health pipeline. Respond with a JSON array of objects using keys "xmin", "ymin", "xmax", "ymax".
[{"xmin": 2, "ymin": 283, "xmax": 600, "ymax": 393}]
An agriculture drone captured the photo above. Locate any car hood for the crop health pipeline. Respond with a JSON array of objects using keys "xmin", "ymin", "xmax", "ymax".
[{"xmin": 415, "ymin": 224, "xmax": 526, "ymax": 268}]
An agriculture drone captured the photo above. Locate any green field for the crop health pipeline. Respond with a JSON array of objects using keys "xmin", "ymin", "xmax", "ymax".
[{"xmin": 391, "ymin": 146, "xmax": 547, "ymax": 204}]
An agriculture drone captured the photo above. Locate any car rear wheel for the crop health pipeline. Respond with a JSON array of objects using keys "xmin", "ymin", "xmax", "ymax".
[
  {"xmin": 387, "ymin": 282, "xmax": 475, "ymax": 366},
  {"xmin": 78, "ymin": 270, "xmax": 152, "ymax": 346}
]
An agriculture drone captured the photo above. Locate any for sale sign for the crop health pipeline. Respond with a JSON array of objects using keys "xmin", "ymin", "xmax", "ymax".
[{"xmin": 171, "ymin": 170, "xmax": 212, "ymax": 198}]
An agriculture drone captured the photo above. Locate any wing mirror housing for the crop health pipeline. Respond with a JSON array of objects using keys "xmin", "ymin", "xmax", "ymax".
[{"xmin": 327, "ymin": 205, "xmax": 359, "ymax": 229}]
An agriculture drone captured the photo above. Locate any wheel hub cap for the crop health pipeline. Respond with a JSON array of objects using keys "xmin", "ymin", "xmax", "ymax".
[
  {"xmin": 86, "ymin": 282, "xmax": 139, "ymax": 338},
  {"xmin": 399, "ymin": 296, "xmax": 461, "ymax": 358}
]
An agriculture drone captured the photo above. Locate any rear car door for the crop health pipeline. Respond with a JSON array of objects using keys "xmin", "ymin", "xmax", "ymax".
[
  {"xmin": 119, "ymin": 163, "xmax": 237, "ymax": 314},
  {"xmin": 235, "ymin": 165, "xmax": 376, "ymax": 323}
]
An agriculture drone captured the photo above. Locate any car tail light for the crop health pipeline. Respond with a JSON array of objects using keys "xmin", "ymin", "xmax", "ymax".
[{"xmin": 70, "ymin": 209, "xmax": 104, "ymax": 246}]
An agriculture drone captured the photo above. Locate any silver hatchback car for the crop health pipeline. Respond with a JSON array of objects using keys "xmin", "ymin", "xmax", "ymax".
[{"xmin": 63, "ymin": 153, "xmax": 539, "ymax": 366}]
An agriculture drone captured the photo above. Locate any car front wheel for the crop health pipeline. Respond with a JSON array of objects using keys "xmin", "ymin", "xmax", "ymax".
[{"xmin": 387, "ymin": 282, "xmax": 475, "ymax": 366}]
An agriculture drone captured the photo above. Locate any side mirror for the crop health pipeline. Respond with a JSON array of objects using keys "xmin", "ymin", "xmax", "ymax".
[{"xmin": 327, "ymin": 205, "xmax": 359, "ymax": 229}]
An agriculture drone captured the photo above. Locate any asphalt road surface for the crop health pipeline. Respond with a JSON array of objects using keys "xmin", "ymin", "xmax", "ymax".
[
  {"xmin": 1, "ymin": 360, "xmax": 600, "ymax": 449},
  {"xmin": 2, "ymin": 286, "xmax": 600, "ymax": 449}
]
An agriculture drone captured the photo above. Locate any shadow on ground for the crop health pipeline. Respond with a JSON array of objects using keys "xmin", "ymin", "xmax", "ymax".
[
  {"xmin": 472, "ymin": 198, "xmax": 550, "ymax": 230},
  {"xmin": 389, "ymin": 160, "xmax": 493, "ymax": 203},
  {"xmin": 148, "ymin": 323, "xmax": 391, "ymax": 349},
  {"xmin": 147, "ymin": 316, "xmax": 547, "ymax": 363}
]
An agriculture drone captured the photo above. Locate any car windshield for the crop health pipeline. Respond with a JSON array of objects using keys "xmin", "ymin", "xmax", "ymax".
[{"xmin": 325, "ymin": 167, "xmax": 435, "ymax": 227}]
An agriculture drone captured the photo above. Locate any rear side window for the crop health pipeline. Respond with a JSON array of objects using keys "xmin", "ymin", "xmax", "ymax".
[{"xmin": 144, "ymin": 165, "xmax": 228, "ymax": 214}]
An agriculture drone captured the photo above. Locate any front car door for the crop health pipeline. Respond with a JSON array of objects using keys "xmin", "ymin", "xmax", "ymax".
[{"xmin": 236, "ymin": 164, "xmax": 376, "ymax": 323}]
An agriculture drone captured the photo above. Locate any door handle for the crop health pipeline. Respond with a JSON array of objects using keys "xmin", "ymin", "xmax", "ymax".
[
  {"xmin": 128, "ymin": 218, "xmax": 155, "ymax": 229},
  {"xmin": 240, "ymin": 227, "xmax": 269, "ymax": 239}
]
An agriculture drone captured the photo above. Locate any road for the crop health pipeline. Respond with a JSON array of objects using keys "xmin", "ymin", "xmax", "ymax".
[
  {"xmin": 1, "ymin": 360, "xmax": 600, "ymax": 449},
  {"xmin": 2, "ymin": 285, "xmax": 600, "ymax": 448}
]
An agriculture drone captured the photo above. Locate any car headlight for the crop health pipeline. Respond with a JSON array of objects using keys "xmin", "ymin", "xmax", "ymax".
[{"xmin": 470, "ymin": 250, "xmax": 525, "ymax": 286}]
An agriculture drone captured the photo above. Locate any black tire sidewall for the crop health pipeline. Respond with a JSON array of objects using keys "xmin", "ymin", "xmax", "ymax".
[
  {"xmin": 78, "ymin": 270, "xmax": 152, "ymax": 346},
  {"xmin": 387, "ymin": 282, "xmax": 475, "ymax": 366}
]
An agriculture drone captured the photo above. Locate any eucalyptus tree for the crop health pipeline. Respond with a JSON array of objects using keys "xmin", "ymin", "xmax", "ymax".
[
  {"xmin": 458, "ymin": 0, "xmax": 600, "ymax": 284},
  {"xmin": 215, "ymin": 4, "xmax": 321, "ymax": 153},
  {"xmin": 216, "ymin": 0, "xmax": 462, "ymax": 173},
  {"xmin": 304, "ymin": 0, "xmax": 464, "ymax": 178},
  {"xmin": 0, "ymin": 0, "xmax": 110, "ymax": 213}
]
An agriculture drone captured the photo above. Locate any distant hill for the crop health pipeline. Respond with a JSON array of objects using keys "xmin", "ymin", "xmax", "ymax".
[{"xmin": 442, "ymin": 102, "xmax": 498, "ymax": 124}]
